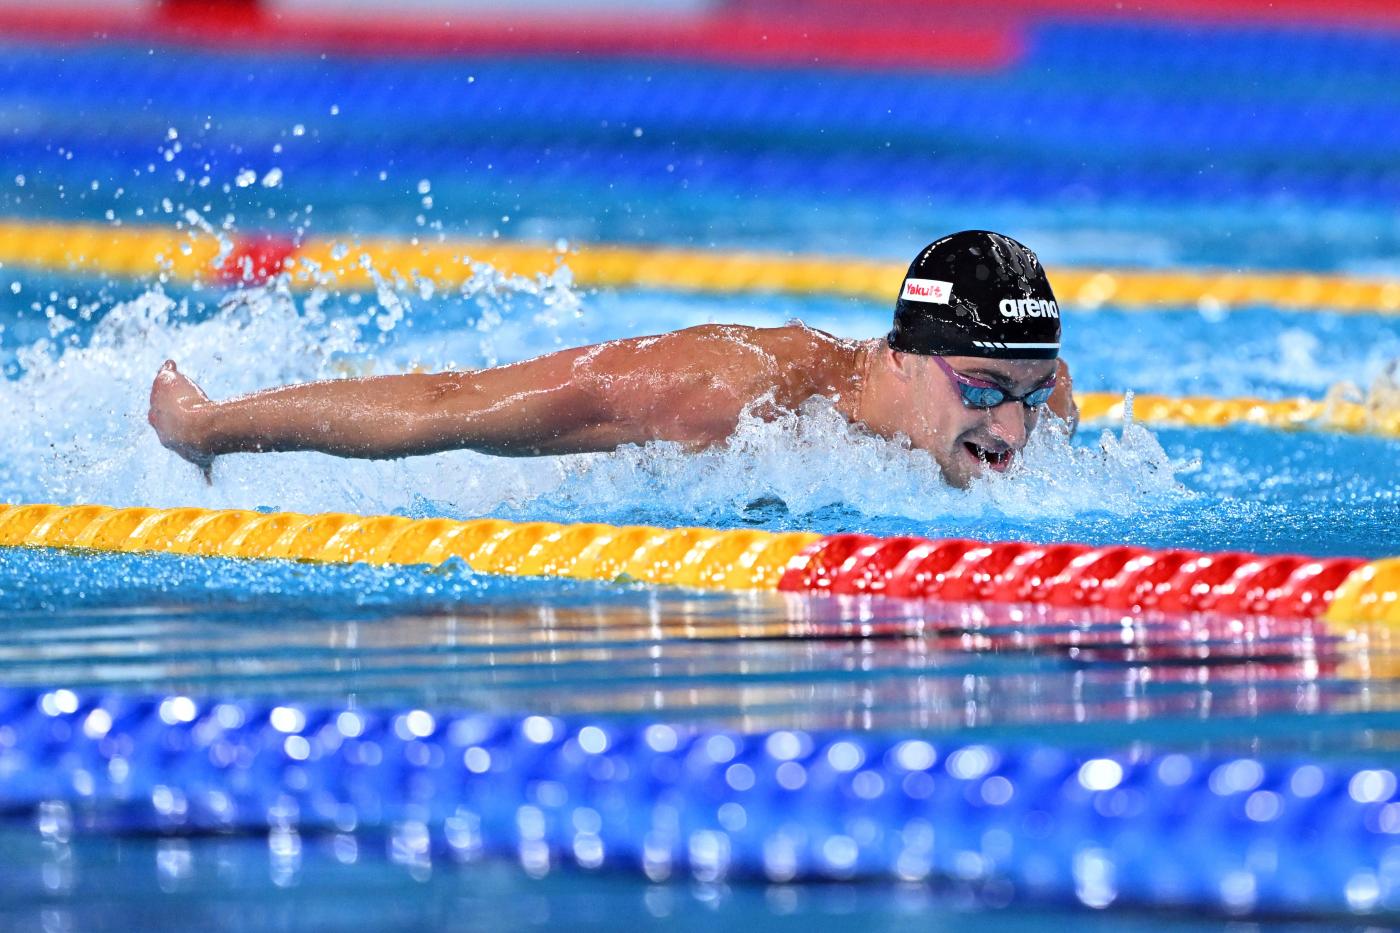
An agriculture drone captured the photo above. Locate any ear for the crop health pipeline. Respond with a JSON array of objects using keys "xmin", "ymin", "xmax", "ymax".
[{"xmin": 886, "ymin": 345, "xmax": 917, "ymax": 381}]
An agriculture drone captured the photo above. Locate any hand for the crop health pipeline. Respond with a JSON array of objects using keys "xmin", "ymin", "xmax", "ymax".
[
  {"xmin": 148, "ymin": 360, "xmax": 215, "ymax": 482},
  {"xmin": 1047, "ymin": 358, "xmax": 1078, "ymax": 432}
]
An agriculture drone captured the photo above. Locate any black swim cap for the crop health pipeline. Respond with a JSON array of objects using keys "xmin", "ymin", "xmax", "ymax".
[{"xmin": 888, "ymin": 230, "xmax": 1061, "ymax": 360}]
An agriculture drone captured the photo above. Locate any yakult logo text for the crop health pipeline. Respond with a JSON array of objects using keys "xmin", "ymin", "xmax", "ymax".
[
  {"xmin": 999, "ymin": 298, "xmax": 1060, "ymax": 321},
  {"xmin": 901, "ymin": 278, "xmax": 953, "ymax": 305}
]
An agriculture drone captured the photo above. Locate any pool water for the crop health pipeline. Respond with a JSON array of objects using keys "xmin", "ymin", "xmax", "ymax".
[
  {"xmin": 0, "ymin": 9, "xmax": 1398, "ymax": 930},
  {"xmin": 7, "ymin": 827, "xmax": 1302, "ymax": 933}
]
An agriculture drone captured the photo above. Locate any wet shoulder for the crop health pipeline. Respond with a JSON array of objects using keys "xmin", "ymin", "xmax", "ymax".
[
  {"xmin": 742, "ymin": 322, "xmax": 857, "ymax": 403},
  {"xmin": 635, "ymin": 322, "xmax": 855, "ymax": 407}
]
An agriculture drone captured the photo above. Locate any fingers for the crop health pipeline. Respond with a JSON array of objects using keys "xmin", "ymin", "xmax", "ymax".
[
  {"xmin": 150, "ymin": 360, "xmax": 213, "ymax": 408},
  {"xmin": 151, "ymin": 361, "xmax": 179, "ymax": 409},
  {"xmin": 148, "ymin": 360, "xmax": 219, "ymax": 477}
]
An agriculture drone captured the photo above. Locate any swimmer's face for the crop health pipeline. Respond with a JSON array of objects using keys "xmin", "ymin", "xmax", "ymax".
[{"xmin": 894, "ymin": 352, "xmax": 1057, "ymax": 488}]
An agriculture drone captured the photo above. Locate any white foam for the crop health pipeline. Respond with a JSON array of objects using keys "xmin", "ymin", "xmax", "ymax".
[{"xmin": 540, "ymin": 398, "xmax": 1183, "ymax": 524}]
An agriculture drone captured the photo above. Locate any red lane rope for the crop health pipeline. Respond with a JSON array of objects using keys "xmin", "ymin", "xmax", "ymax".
[{"xmin": 778, "ymin": 534, "xmax": 1364, "ymax": 619}]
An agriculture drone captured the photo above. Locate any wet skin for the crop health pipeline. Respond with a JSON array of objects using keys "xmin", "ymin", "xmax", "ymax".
[{"xmin": 149, "ymin": 323, "xmax": 1075, "ymax": 488}]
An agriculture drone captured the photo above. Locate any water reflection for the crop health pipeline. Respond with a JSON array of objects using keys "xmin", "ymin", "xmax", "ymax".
[
  {"xmin": 0, "ymin": 558, "xmax": 1393, "ymax": 750},
  {"xmin": 0, "ymin": 827, "xmax": 1247, "ymax": 933}
]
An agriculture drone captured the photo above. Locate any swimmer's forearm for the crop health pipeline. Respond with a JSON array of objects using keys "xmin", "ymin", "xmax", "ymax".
[
  {"xmin": 195, "ymin": 372, "xmax": 609, "ymax": 459},
  {"xmin": 193, "ymin": 375, "xmax": 456, "ymax": 458}
]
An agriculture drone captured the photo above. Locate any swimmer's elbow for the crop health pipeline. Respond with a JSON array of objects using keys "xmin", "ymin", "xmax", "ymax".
[{"xmin": 427, "ymin": 369, "xmax": 621, "ymax": 455}]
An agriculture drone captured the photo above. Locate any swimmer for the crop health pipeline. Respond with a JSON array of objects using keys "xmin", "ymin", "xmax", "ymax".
[{"xmin": 149, "ymin": 230, "xmax": 1077, "ymax": 488}]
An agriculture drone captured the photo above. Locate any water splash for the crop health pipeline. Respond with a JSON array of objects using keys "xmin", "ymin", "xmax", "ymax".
[
  {"xmin": 536, "ymin": 398, "xmax": 1183, "ymax": 526},
  {"xmin": 0, "ymin": 284, "xmax": 346, "ymax": 503},
  {"xmin": 1325, "ymin": 357, "xmax": 1400, "ymax": 416}
]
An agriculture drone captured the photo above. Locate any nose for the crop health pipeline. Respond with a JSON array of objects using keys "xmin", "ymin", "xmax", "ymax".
[{"xmin": 985, "ymin": 401, "xmax": 1032, "ymax": 449}]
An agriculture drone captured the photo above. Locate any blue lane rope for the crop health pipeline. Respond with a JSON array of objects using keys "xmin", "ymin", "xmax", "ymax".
[
  {"xmin": 7, "ymin": 134, "xmax": 1399, "ymax": 212},
  {"xmin": 1, "ymin": 38, "xmax": 1397, "ymax": 219},
  {"xmin": 3, "ymin": 35, "xmax": 1400, "ymax": 160},
  {"xmin": 3, "ymin": 687, "xmax": 1399, "ymax": 916}
]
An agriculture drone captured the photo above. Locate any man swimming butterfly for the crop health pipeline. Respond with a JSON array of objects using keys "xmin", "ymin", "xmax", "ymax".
[{"xmin": 149, "ymin": 230, "xmax": 1077, "ymax": 489}]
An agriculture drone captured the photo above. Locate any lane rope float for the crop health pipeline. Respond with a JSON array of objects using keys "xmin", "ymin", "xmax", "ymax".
[
  {"xmin": 0, "ymin": 503, "xmax": 820, "ymax": 592},
  {"xmin": 0, "ymin": 503, "xmax": 1393, "ymax": 625},
  {"xmin": 1076, "ymin": 391, "xmax": 1400, "ymax": 438},
  {"xmin": 2, "ymin": 218, "xmax": 1400, "ymax": 314},
  {"xmin": 3, "ymin": 685, "xmax": 1400, "ymax": 915}
]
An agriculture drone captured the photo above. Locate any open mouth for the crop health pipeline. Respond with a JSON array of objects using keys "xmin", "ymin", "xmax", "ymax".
[{"xmin": 964, "ymin": 442, "xmax": 1012, "ymax": 473}]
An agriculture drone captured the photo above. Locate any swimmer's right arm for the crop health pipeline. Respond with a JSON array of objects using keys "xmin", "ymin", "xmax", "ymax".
[
  {"xmin": 1047, "ymin": 358, "xmax": 1078, "ymax": 434},
  {"xmin": 148, "ymin": 327, "xmax": 767, "ymax": 467}
]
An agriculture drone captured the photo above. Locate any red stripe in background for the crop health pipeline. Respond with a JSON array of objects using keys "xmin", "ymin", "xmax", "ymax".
[
  {"xmin": 745, "ymin": 0, "xmax": 1400, "ymax": 27},
  {"xmin": 0, "ymin": 3, "xmax": 1022, "ymax": 72},
  {"xmin": 1, "ymin": 0, "xmax": 1396, "ymax": 70}
]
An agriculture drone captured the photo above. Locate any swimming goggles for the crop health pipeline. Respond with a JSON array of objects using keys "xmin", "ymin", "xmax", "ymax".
[{"xmin": 932, "ymin": 355, "xmax": 1056, "ymax": 410}]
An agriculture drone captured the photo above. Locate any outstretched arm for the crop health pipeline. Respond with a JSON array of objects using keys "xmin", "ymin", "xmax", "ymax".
[
  {"xmin": 148, "ymin": 326, "xmax": 784, "ymax": 469},
  {"xmin": 149, "ymin": 350, "xmax": 615, "ymax": 465}
]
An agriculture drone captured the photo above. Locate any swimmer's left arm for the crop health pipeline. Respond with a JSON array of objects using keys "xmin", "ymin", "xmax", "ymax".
[
  {"xmin": 147, "ymin": 348, "xmax": 615, "ymax": 465},
  {"xmin": 1048, "ymin": 359, "xmax": 1078, "ymax": 434},
  {"xmin": 146, "ymin": 327, "xmax": 757, "ymax": 469}
]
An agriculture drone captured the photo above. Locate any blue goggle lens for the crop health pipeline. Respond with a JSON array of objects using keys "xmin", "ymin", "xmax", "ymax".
[
  {"xmin": 957, "ymin": 383, "xmax": 1056, "ymax": 409},
  {"xmin": 959, "ymin": 385, "xmax": 1007, "ymax": 408}
]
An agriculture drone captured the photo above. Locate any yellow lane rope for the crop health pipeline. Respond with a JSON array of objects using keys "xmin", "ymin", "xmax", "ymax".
[
  {"xmin": 1, "ymin": 502, "xmax": 1396, "ymax": 624},
  {"xmin": 1326, "ymin": 558, "xmax": 1400, "ymax": 627},
  {"xmin": 0, "ymin": 503, "xmax": 819, "ymax": 592},
  {"xmin": 1076, "ymin": 392, "xmax": 1400, "ymax": 437},
  {"xmin": 2, "ymin": 218, "xmax": 1399, "ymax": 314}
]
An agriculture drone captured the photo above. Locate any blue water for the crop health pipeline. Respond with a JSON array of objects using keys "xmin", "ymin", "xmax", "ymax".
[
  {"xmin": 9, "ymin": 829, "xmax": 1326, "ymax": 933},
  {"xmin": 0, "ymin": 14, "xmax": 1399, "ymax": 929}
]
